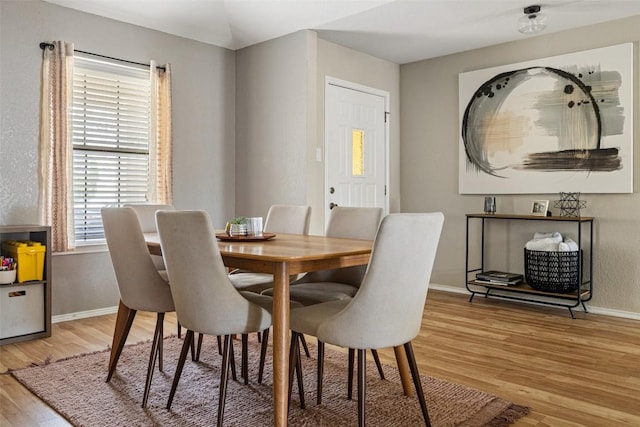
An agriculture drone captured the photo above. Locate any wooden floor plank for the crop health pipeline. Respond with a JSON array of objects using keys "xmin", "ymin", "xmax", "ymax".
[{"xmin": 1, "ymin": 290, "xmax": 639, "ymax": 426}]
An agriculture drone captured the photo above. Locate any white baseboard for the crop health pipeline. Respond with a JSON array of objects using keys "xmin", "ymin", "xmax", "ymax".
[
  {"xmin": 51, "ymin": 286, "xmax": 640, "ymax": 323},
  {"xmin": 52, "ymin": 306, "xmax": 119, "ymax": 324},
  {"xmin": 429, "ymin": 283, "xmax": 640, "ymax": 321}
]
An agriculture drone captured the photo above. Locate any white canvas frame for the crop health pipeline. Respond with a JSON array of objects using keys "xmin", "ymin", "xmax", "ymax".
[{"xmin": 458, "ymin": 43, "xmax": 633, "ymax": 194}]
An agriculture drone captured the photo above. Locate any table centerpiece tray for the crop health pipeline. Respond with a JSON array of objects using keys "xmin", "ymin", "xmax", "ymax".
[{"xmin": 215, "ymin": 232, "xmax": 276, "ymax": 242}]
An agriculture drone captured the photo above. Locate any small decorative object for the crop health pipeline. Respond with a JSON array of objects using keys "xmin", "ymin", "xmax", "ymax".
[
  {"xmin": 0, "ymin": 256, "xmax": 17, "ymax": 284},
  {"xmin": 228, "ymin": 216, "xmax": 248, "ymax": 236},
  {"xmin": 524, "ymin": 249, "xmax": 580, "ymax": 293},
  {"xmin": 531, "ymin": 200, "xmax": 549, "ymax": 216},
  {"xmin": 247, "ymin": 217, "xmax": 263, "ymax": 237},
  {"xmin": 553, "ymin": 192, "xmax": 586, "ymax": 217},
  {"xmin": 483, "ymin": 196, "xmax": 496, "ymax": 214}
]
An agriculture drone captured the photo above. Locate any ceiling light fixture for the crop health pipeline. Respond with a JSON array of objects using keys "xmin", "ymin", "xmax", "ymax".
[{"xmin": 517, "ymin": 5, "xmax": 547, "ymax": 34}]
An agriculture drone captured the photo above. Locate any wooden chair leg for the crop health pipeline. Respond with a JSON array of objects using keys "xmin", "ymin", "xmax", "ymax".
[
  {"xmin": 217, "ymin": 335, "xmax": 233, "ymax": 427},
  {"xmin": 300, "ymin": 334, "xmax": 311, "ymax": 358},
  {"xmin": 107, "ymin": 309, "xmax": 137, "ymax": 382},
  {"xmin": 158, "ymin": 316, "xmax": 164, "ymax": 372},
  {"xmin": 287, "ymin": 332, "xmax": 300, "ymax": 411},
  {"xmin": 229, "ymin": 339, "xmax": 237, "ymax": 381},
  {"xmin": 241, "ymin": 334, "xmax": 249, "ymax": 385},
  {"xmin": 167, "ymin": 330, "xmax": 194, "ymax": 410},
  {"xmin": 317, "ymin": 341, "xmax": 325, "ymax": 404},
  {"xmin": 287, "ymin": 332, "xmax": 296, "ymax": 409},
  {"xmin": 177, "ymin": 321, "xmax": 182, "ymax": 338},
  {"xmin": 258, "ymin": 328, "xmax": 269, "ymax": 384},
  {"xmin": 142, "ymin": 312, "xmax": 163, "ymax": 408},
  {"xmin": 357, "ymin": 349, "xmax": 366, "ymax": 427},
  {"xmin": 295, "ymin": 335, "xmax": 306, "ymax": 409},
  {"xmin": 404, "ymin": 341, "xmax": 431, "ymax": 427},
  {"xmin": 217, "ymin": 335, "xmax": 222, "ymax": 355},
  {"xmin": 348, "ymin": 348, "xmax": 383, "ymax": 400},
  {"xmin": 347, "ymin": 348, "xmax": 355, "ymax": 400},
  {"xmin": 194, "ymin": 333, "xmax": 204, "ymax": 361},
  {"xmin": 190, "ymin": 333, "xmax": 196, "ymax": 361},
  {"xmin": 371, "ymin": 349, "xmax": 384, "ymax": 379}
]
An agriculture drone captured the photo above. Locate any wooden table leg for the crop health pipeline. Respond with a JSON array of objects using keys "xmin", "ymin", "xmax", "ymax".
[
  {"xmin": 394, "ymin": 345, "xmax": 413, "ymax": 397},
  {"xmin": 272, "ymin": 262, "xmax": 290, "ymax": 426},
  {"xmin": 108, "ymin": 300, "xmax": 133, "ymax": 372}
]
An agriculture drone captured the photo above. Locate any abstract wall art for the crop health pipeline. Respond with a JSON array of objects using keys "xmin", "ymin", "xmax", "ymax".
[{"xmin": 458, "ymin": 43, "xmax": 633, "ymax": 194}]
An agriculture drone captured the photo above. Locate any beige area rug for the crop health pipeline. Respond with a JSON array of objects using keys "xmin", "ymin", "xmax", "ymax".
[{"xmin": 11, "ymin": 335, "xmax": 529, "ymax": 426}]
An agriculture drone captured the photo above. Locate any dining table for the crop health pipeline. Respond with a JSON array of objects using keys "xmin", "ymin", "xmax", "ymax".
[{"xmin": 109, "ymin": 231, "xmax": 414, "ymax": 426}]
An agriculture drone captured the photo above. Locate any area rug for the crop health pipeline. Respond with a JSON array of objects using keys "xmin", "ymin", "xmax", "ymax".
[{"xmin": 10, "ymin": 335, "xmax": 529, "ymax": 426}]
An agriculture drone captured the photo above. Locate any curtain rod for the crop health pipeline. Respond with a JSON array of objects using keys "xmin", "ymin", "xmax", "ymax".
[{"xmin": 39, "ymin": 42, "xmax": 165, "ymax": 71}]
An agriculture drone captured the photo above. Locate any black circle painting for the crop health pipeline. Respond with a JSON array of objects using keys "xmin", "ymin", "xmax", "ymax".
[{"xmin": 461, "ymin": 66, "xmax": 621, "ymax": 179}]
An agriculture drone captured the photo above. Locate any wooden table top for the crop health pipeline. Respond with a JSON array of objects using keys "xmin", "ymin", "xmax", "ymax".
[{"xmin": 145, "ymin": 232, "xmax": 373, "ymax": 262}]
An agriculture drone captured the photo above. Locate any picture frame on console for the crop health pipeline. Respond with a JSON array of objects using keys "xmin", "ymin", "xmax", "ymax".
[{"xmin": 531, "ymin": 200, "xmax": 549, "ymax": 216}]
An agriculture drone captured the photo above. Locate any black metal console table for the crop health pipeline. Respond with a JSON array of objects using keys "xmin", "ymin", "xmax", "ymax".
[{"xmin": 465, "ymin": 213, "xmax": 594, "ymax": 318}]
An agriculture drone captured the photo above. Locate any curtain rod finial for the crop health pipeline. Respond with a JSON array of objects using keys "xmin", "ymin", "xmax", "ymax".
[{"xmin": 39, "ymin": 42, "xmax": 54, "ymax": 51}]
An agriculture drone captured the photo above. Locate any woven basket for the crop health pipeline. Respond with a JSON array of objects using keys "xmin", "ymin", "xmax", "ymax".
[{"xmin": 524, "ymin": 249, "xmax": 580, "ymax": 293}]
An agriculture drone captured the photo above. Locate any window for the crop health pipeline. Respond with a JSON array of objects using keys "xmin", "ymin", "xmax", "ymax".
[
  {"xmin": 72, "ymin": 56, "xmax": 152, "ymax": 244},
  {"xmin": 351, "ymin": 129, "xmax": 364, "ymax": 176}
]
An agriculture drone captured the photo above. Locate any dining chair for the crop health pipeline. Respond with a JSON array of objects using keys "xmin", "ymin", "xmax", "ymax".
[
  {"xmin": 236, "ymin": 292, "xmax": 305, "ymax": 398},
  {"xmin": 226, "ymin": 204, "xmax": 313, "ymax": 361},
  {"xmin": 261, "ymin": 206, "xmax": 386, "ymax": 401},
  {"xmin": 228, "ymin": 204, "xmax": 311, "ymax": 294},
  {"xmin": 124, "ymin": 203, "xmax": 175, "ymax": 271},
  {"xmin": 155, "ymin": 210, "xmax": 273, "ymax": 426},
  {"xmin": 288, "ymin": 212, "xmax": 444, "ymax": 426},
  {"xmin": 267, "ymin": 206, "xmax": 384, "ymax": 306},
  {"xmin": 102, "ymin": 207, "xmax": 175, "ymax": 408},
  {"xmin": 124, "ymin": 203, "xmax": 193, "ymax": 340}
]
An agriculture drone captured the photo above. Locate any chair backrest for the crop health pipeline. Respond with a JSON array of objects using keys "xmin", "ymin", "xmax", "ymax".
[
  {"xmin": 316, "ymin": 213, "xmax": 444, "ymax": 349},
  {"xmin": 124, "ymin": 204, "xmax": 175, "ymax": 233},
  {"xmin": 156, "ymin": 210, "xmax": 271, "ymax": 336},
  {"xmin": 294, "ymin": 206, "xmax": 384, "ymax": 286},
  {"xmin": 263, "ymin": 204, "xmax": 312, "ymax": 234},
  {"xmin": 101, "ymin": 207, "xmax": 174, "ymax": 313},
  {"xmin": 325, "ymin": 206, "xmax": 383, "ymax": 240}
]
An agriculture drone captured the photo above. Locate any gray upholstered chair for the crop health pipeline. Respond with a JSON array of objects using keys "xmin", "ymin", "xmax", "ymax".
[
  {"xmin": 124, "ymin": 203, "xmax": 175, "ymax": 233},
  {"xmin": 288, "ymin": 213, "xmax": 444, "ymax": 426},
  {"xmin": 124, "ymin": 203, "xmax": 192, "ymax": 340},
  {"xmin": 124, "ymin": 203, "xmax": 175, "ymax": 271},
  {"xmin": 228, "ymin": 204, "xmax": 311, "ymax": 294},
  {"xmin": 236, "ymin": 292, "xmax": 305, "ymax": 401},
  {"xmin": 265, "ymin": 206, "xmax": 384, "ymax": 306},
  {"xmin": 102, "ymin": 207, "xmax": 175, "ymax": 408},
  {"xmin": 262, "ymin": 207, "xmax": 386, "ymax": 400},
  {"xmin": 155, "ymin": 210, "xmax": 272, "ymax": 426}
]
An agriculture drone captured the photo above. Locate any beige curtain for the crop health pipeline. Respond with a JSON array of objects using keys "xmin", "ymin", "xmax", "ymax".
[
  {"xmin": 39, "ymin": 41, "xmax": 74, "ymax": 252},
  {"xmin": 149, "ymin": 61, "xmax": 173, "ymax": 204}
]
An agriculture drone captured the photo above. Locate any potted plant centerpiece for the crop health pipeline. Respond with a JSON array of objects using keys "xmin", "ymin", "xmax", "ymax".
[{"xmin": 228, "ymin": 216, "xmax": 248, "ymax": 236}]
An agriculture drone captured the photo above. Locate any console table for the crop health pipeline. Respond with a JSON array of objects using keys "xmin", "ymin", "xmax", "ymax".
[{"xmin": 465, "ymin": 213, "xmax": 593, "ymax": 318}]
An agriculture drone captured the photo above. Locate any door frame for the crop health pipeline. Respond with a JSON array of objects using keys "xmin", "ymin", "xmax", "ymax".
[{"xmin": 324, "ymin": 76, "xmax": 390, "ymax": 228}]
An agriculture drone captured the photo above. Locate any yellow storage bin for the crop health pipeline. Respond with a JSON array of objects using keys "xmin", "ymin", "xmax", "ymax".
[{"xmin": 2, "ymin": 241, "xmax": 46, "ymax": 283}]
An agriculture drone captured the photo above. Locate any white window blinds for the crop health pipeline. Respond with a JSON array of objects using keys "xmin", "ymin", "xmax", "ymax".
[{"xmin": 72, "ymin": 56, "xmax": 151, "ymax": 244}]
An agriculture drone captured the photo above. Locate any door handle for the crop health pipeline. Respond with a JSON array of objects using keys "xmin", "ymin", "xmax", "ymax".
[{"xmin": 329, "ymin": 202, "xmax": 338, "ymax": 210}]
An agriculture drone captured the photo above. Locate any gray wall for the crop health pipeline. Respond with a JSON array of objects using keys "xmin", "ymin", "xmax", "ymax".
[
  {"xmin": 235, "ymin": 31, "xmax": 400, "ymax": 235},
  {"xmin": 400, "ymin": 16, "xmax": 640, "ymax": 315},
  {"xmin": 0, "ymin": 1, "xmax": 236, "ymax": 315},
  {"xmin": 235, "ymin": 31, "xmax": 312, "ymax": 220}
]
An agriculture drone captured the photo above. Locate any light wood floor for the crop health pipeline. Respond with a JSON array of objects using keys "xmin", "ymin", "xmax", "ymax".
[{"xmin": 1, "ymin": 290, "xmax": 639, "ymax": 426}]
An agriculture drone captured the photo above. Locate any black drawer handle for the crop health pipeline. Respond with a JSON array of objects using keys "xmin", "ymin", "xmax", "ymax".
[{"xmin": 8, "ymin": 290, "xmax": 26, "ymax": 297}]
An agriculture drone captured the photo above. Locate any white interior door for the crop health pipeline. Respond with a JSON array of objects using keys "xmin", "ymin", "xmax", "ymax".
[{"xmin": 325, "ymin": 79, "xmax": 388, "ymax": 229}]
